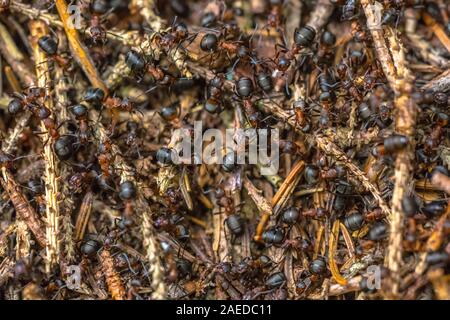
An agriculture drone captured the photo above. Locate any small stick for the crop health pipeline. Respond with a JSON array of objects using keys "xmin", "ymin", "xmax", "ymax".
[
  {"xmin": 15, "ymin": 220, "xmax": 31, "ymax": 260},
  {"xmin": 54, "ymin": 56, "xmax": 76, "ymax": 262},
  {"xmin": 243, "ymin": 177, "xmax": 272, "ymax": 242},
  {"xmin": 9, "ymin": 1, "xmax": 64, "ymax": 29},
  {"xmin": 309, "ymin": 276, "xmax": 362, "ymax": 299},
  {"xmin": 329, "ymin": 220, "xmax": 348, "ymax": 286},
  {"xmin": 384, "ymin": 26, "xmax": 417, "ymax": 298},
  {"xmin": 360, "ymin": 0, "xmax": 398, "ymax": 93},
  {"xmin": 99, "ymin": 248, "xmax": 126, "ymax": 300},
  {"xmin": 54, "ymin": 0, "xmax": 108, "ymax": 95},
  {"xmin": 423, "ymin": 12, "xmax": 450, "ymax": 53},
  {"xmin": 0, "ymin": 257, "xmax": 14, "ymax": 287},
  {"xmin": 142, "ymin": 211, "xmax": 167, "ymax": 300},
  {"xmin": 30, "ymin": 20, "xmax": 61, "ymax": 273},
  {"xmin": 4, "ymin": 66, "xmax": 21, "ymax": 92},
  {"xmin": 3, "ymin": 115, "xmax": 31, "ymax": 155},
  {"xmin": 0, "ymin": 22, "xmax": 35, "ymax": 87},
  {"xmin": 421, "ymin": 68, "xmax": 450, "ymax": 92},
  {"xmin": 74, "ymin": 191, "xmax": 93, "ymax": 242},
  {"xmin": 1, "ymin": 167, "xmax": 46, "ymax": 248},
  {"xmin": 271, "ymin": 160, "xmax": 305, "ymax": 215}
]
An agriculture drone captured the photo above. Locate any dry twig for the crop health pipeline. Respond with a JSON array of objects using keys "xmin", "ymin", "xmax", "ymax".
[{"xmin": 30, "ymin": 19, "xmax": 61, "ymax": 273}]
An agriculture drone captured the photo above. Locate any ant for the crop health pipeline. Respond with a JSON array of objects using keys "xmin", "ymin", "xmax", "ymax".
[
  {"xmin": 8, "ymin": 87, "xmax": 46, "ymax": 113},
  {"xmin": 290, "ymin": 98, "xmax": 310, "ymax": 131},
  {"xmin": 69, "ymin": 104, "xmax": 91, "ymax": 144},
  {"xmin": 273, "ymin": 25, "xmax": 316, "ymax": 72},
  {"xmin": 315, "ymin": 31, "xmax": 337, "ymax": 66},
  {"xmin": 84, "ymin": 0, "xmax": 112, "ymax": 45},
  {"xmin": 341, "ymin": 0, "xmax": 359, "ymax": 21},
  {"xmin": 8, "ymin": 87, "xmax": 60, "ymax": 140},
  {"xmin": 68, "ymin": 168, "xmax": 96, "ymax": 194},
  {"xmin": 125, "ymin": 49, "xmax": 178, "ymax": 89},
  {"xmin": 198, "ymin": 23, "xmax": 245, "ymax": 65},
  {"xmin": 121, "ymin": 121, "xmax": 142, "ymax": 158},
  {"xmin": 97, "ymin": 137, "xmax": 113, "ymax": 178},
  {"xmin": 267, "ymin": 0, "xmax": 285, "ymax": 33},
  {"xmin": 214, "ymin": 186, "xmax": 245, "ymax": 240},
  {"xmin": 155, "ymin": 21, "xmax": 196, "ymax": 55},
  {"xmin": 424, "ymin": 112, "xmax": 448, "ymax": 156},
  {"xmin": 234, "ymin": 76, "xmax": 262, "ymax": 127},
  {"xmin": 27, "ymin": 179, "xmax": 46, "ymax": 215},
  {"xmin": 119, "ymin": 180, "xmax": 137, "ymax": 217},
  {"xmin": 204, "ymin": 74, "xmax": 226, "ymax": 114},
  {"xmin": 316, "ymin": 67, "xmax": 339, "ymax": 127},
  {"xmin": 372, "ymin": 135, "xmax": 409, "ymax": 157},
  {"xmin": 153, "ymin": 213, "xmax": 190, "ymax": 242},
  {"xmin": 37, "ymin": 35, "xmax": 71, "ymax": 70}
]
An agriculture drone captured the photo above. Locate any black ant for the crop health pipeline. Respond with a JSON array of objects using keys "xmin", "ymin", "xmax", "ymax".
[{"xmin": 37, "ymin": 35, "xmax": 71, "ymax": 70}]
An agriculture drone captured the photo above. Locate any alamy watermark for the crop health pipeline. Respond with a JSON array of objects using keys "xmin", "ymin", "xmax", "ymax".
[
  {"xmin": 67, "ymin": 3, "xmax": 82, "ymax": 30},
  {"xmin": 366, "ymin": 265, "xmax": 382, "ymax": 290}
]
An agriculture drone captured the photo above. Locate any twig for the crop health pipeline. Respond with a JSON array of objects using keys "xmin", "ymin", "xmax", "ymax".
[
  {"xmin": 360, "ymin": 0, "xmax": 398, "ymax": 93},
  {"xmin": 243, "ymin": 177, "xmax": 272, "ymax": 242},
  {"xmin": 9, "ymin": 1, "xmax": 64, "ymax": 28},
  {"xmin": 421, "ymin": 68, "xmax": 450, "ymax": 92},
  {"xmin": 74, "ymin": 191, "xmax": 93, "ymax": 242},
  {"xmin": 360, "ymin": 2, "xmax": 419, "ymax": 297},
  {"xmin": 423, "ymin": 12, "xmax": 450, "ymax": 53},
  {"xmin": 99, "ymin": 248, "xmax": 126, "ymax": 300},
  {"xmin": 0, "ymin": 257, "xmax": 14, "ymax": 287},
  {"xmin": 0, "ymin": 22, "xmax": 35, "ymax": 87},
  {"xmin": 309, "ymin": 276, "xmax": 362, "ymax": 299},
  {"xmin": 271, "ymin": 160, "xmax": 305, "ymax": 215},
  {"xmin": 142, "ymin": 210, "xmax": 167, "ymax": 300},
  {"xmin": 385, "ymin": 26, "xmax": 417, "ymax": 298},
  {"xmin": 3, "ymin": 115, "xmax": 31, "ymax": 155},
  {"xmin": 30, "ymin": 20, "xmax": 61, "ymax": 273},
  {"xmin": 15, "ymin": 220, "xmax": 31, "ymax": 260},
  {"xmin": 1, "ymin": 167, "xmax": 46, "ymax": 247},
  {"xmin": 54, "ymin": 56, "xmax": 76, "ymax": 263}
]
